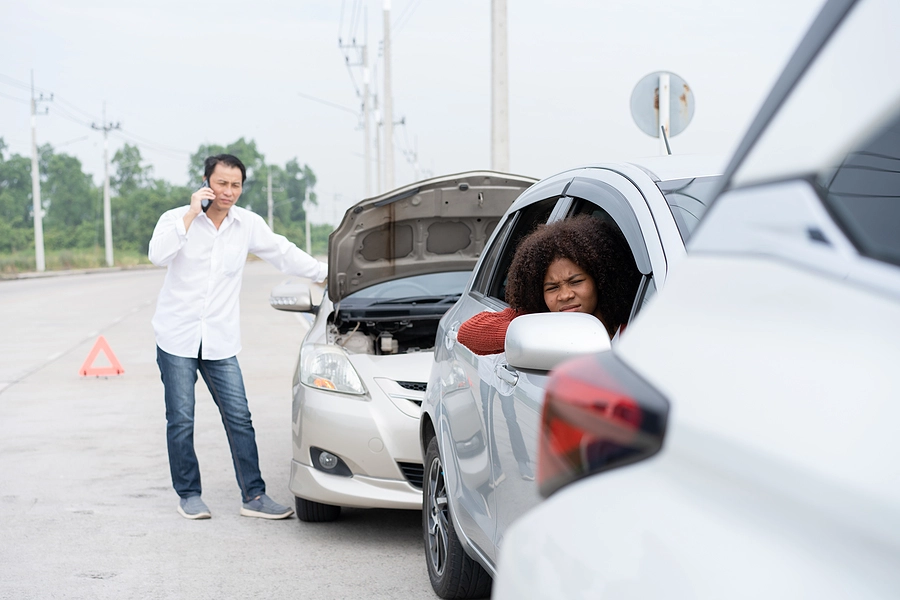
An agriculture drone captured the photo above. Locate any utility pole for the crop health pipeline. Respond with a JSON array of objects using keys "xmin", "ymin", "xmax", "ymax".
[
  {"xmin": 267, "ymin": 166, "xmax": 274, "ymax": 229},
  {"xmin": 92, "ymin": 104, "xmax": 120, "ymax": 268},
  {"xmin": 30, "ymin": 71, "xmax": 52, "ymax": 272},
  {"xmin": 339, "ymin": 11, "xmax": 373, "ymax": 198},
  {"xmin": 413, "ymin": 135, "xmax": 420, "ymax": 181},
  {"xmin": 304, "ymin": 185, "xmax": 312, "ymax": 255},
  {"xmin": 491, "ymin": 0, "xmax": 510, "ymax": 172},
  {"xmin": 363, "ymin": 45, "xmax": 372, "ymax": 198},
  {"xmin": 383, "ymin": 0, "xmax": 395, "ymax": 190},
  {"xmin": 374, "ymin": 91, "xmax": 382, "ymax": 194}
]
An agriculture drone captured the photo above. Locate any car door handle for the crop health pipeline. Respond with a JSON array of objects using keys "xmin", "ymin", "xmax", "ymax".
[
  {"xmin": 445, "ymin": 325, "xmax": 458, "ymax": 350},
  {"xmin": 495, "ymin": 364, "xmax": 519, "ymax": 386}
]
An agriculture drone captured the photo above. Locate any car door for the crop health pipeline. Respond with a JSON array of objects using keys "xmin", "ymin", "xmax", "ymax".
[
  {"xmin": 490, "ymin": 168, "xmax": 668, "ymax": 551},
  {"xmin": 439, "ymin": 195, "xmax": 561, "ymax": 564}
]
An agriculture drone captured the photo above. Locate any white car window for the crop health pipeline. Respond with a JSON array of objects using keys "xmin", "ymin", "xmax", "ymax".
[
  {"xmin": 477, "ymin": 198, "xmax": 559, "ymax": 303},
  {"xmin": 818, "ymin": 113, "xmax": 900, "ymax": 267}
]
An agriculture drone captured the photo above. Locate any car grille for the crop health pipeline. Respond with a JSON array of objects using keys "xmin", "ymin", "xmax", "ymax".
[
  {"xmin": 397, "ymin": 381, "xmax": 427, "ymax": 392},
  {"xmin": 398, "ymin": 462, "xmax": 424, "ymax": 489}
]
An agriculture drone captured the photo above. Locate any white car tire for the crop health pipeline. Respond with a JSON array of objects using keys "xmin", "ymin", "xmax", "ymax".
[{"xmin": 423, "ymin": 436, "xmax": 492, "ymax": 599}]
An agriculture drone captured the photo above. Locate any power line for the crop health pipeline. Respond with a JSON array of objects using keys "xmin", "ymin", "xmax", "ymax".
[
  {"xmin": 0, "ymin": 90, "xmax": 29, "ymax": 105},
  {"xmin": 297, "ymin": 91, "xmax": 359, "ymax": 115},
  {"xmin": 116, "ymin": 128, "xmax": 190, "ymax": 155},
  {"xmin": 50, "ymin": 103, "xmax": 95, "ymax": 129},
  {"xmin": 394, "ymin": 0, "xmax": 424, "ymax": 34},
  {"xmin": 112, "ymin": 132, "xmax": 190, "ymax": 161},
  {"xmin": 0, "ymin": 73, "xmax": 48, "ymax": 94},
  {"xmin": 53, "ymin": 95, "xmax": 101, "ymax": 122}
]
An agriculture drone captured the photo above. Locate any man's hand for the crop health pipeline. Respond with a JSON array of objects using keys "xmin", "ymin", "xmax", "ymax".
[
  {"xmin": 184, "ymin": 185, "xmax": 215, "ymax": 232},
  {"xmin": 190, "ymin": 185, "xmax": 215, "ymax": 215}
]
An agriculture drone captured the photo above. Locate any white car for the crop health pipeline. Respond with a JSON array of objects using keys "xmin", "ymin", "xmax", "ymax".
[
  {"xmin": 419, "ymin": 156, "xmax": 724, "ymax": 597},
  {"xmin": 269, "ymin": 171, "xmax": 535, "ymax": 521},
  {"xmin": 494, "ymin": 0, "xmax": 900, "ymax": 597}
]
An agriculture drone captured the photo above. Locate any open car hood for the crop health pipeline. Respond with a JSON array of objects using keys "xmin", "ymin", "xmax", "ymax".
[{"xmin": 328, "ymin": 170, "xmax": 537, "ymax": 302}]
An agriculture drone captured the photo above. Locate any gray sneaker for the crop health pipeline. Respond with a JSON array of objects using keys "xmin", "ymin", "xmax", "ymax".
[
  {"xmin": 177, "ymin": 495, "xmax": 211, "ymax": 520},
  {"xmin": 240, "ymin": 494, "xmax": 294, "ymax": 520}
]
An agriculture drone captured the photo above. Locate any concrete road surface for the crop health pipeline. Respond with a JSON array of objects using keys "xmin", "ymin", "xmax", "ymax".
[{"xmin": 0, "ymin": 261, "xmax": 437, "ymax": 599}]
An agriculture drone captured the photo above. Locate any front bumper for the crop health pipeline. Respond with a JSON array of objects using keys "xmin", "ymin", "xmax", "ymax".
[
  {"xmin": 290, "ymin": 459, "xmax": 422, "ymax": 509},
  {"xmin": 290, "ymin": 352, "xmax": 430, "ymax": 509}
]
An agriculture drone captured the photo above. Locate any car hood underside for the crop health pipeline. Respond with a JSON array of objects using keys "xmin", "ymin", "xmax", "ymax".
[{"xmin": 328, "ymin": 170, "xmax": 536, "ymax": 302}]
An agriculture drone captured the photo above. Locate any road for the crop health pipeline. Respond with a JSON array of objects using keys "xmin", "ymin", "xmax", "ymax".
[{"xmin": 0, "ymin": 261, "xmax": 436, "ymax": 599}]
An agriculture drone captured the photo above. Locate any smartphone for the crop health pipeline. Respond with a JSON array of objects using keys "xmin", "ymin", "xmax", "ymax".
[{"xmin": 200, "ymin": 180, "xmax": 212, "ymax": 212}]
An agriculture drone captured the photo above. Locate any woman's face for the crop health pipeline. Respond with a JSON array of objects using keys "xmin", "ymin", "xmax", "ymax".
[{"xmin": 542, "ymin": 257, "xmax": 600, "ymax": 318}]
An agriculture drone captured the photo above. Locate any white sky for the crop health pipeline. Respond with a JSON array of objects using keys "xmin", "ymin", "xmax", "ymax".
[{"xmin": 1, "ymin": 0, "xmax": 825, "ymax": 226}]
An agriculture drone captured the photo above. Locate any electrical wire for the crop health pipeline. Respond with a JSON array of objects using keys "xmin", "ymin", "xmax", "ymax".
[
  {"xmin": 394, "ymin": 0, "xmax": 424, "ymax": 35},
  {"xmin": 0, "ymin": 90, "xmax": 29, "ymax": 105},
  {"xmin": 298, "ymin": 91, "xmax": 359, "ymax": 115}
]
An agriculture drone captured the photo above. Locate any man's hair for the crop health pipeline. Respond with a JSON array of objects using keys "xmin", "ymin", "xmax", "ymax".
[
  {"xmin": 204, "ymin": 154, "xmax": 247, "ymax": 183},
  {"xmin": 505, "ymin": 214, "xmax": 641, "ymax": 333}
]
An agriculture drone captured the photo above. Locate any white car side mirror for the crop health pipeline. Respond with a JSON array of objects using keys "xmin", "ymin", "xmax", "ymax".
[
  {"xmin": 505, "ymin": 312, "xmax": 611, "ymax": 371},
  {"xmin": 269, "ymin": 281, "xmax": 314, "ymax": 312}
]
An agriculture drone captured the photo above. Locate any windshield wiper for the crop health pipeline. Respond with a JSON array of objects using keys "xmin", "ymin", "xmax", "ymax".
[{"xmin": 369, "ymin": 294, "xmax": 461, "ymax": 306}]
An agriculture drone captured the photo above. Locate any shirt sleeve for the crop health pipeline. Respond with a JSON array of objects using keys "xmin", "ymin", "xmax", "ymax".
[
  {"xmin": 148, "ymin": 207, "xmax": 188, "ymax": 267},
  {"xmin": 248, "ymin": 214, "xmax": 328, "ymax": 282},
  {"xmin": 457, "ymin": 307, "xmax": 522, "ymax": 356}
]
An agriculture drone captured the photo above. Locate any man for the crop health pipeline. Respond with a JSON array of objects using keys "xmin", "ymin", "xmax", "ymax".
[{"xmin": 148, "ymin": 154, "xmax": 327, "ymax": 520}]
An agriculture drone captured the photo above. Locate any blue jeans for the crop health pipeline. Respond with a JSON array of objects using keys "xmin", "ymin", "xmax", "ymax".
[{"xmin": 156, "ymin": 346, "xmax": 266, "ymax": 502}]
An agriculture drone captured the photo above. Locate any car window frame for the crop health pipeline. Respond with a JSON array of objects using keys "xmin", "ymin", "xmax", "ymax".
[
  {"xmin": 564, "ymin": 178, "xmax": 653, "ymax": 276},
  {"xmin": 469, "ymin": 197, "xmax": 562, "ymax": 307}
]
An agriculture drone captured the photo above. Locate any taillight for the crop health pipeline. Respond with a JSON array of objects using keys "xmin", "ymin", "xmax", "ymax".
[{"xmin": 538, "ymin": 351, "xmax": 669, "ymax": 497}]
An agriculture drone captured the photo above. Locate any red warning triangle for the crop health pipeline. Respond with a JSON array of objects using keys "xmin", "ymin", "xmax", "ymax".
[{"xmin": 79, "ymin": 335, "xmax": 125, "ymax": 377}]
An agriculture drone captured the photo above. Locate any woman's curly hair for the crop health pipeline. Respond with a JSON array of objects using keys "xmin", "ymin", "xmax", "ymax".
[{"xmin": 505, "ymin": 215, "xmax": 641, "ymax": 334}]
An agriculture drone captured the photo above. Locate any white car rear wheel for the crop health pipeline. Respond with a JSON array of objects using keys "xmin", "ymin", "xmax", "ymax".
[{"xmin": 423, "ymin": 436, "xmax": 491, "ymax": 598}]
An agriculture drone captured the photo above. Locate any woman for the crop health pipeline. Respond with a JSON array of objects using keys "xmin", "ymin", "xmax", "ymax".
[{"xmin": 458, "ymin": 214, "xmax": 641, "ymax": 355}]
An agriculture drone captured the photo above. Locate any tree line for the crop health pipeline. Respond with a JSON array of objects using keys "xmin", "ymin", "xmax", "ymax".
[{"xmin": 0, "ymin": 137, "xmax": 332, "ymax": 267}]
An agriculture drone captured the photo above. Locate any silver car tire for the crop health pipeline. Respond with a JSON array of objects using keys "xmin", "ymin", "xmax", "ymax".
[
  {"xmin": 295, "ymin": 496, "xmax": 341, "ymax": 522},
  {"xmin": 423, "ymin": 436, "xmax": 492, "ymax": 599}
]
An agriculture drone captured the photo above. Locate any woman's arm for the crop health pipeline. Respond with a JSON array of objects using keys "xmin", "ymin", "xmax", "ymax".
[{"xmin": 457, "ymin": 307, "xmax": 522, "ymax": 356}]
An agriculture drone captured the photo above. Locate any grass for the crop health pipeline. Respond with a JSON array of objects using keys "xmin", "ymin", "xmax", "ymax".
[{"xmin": 0, "ymin": 247, "xmax": 153, "ymax": 275}]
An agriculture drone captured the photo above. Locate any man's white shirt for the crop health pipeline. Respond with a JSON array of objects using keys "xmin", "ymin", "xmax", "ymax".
[{"xmin": 149, "ymin": 205, "xmax": 327, "ymax": 360}]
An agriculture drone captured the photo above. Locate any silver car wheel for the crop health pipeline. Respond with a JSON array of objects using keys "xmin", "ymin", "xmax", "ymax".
[{"xmin": 426, "ymin": 451, "xmax": 449, "ymax": 577}]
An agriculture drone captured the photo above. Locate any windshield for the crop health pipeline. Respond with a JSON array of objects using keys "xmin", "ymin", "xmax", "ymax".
[
  {"xmin": 343, "ymin": 271, "xmax": 471, "ymax": 303},
  {"xmin": 733, "ymin": 0, "xmax": 900, "ymax": 186},
  {"xmin": 657, "ymin": 176, "xmax": 724, "ymax": 241}
]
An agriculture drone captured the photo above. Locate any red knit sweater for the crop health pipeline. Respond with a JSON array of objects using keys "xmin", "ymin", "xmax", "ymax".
[{"xmin": 456, "ymin": 307, "xmax": 524, "ymax": 356}]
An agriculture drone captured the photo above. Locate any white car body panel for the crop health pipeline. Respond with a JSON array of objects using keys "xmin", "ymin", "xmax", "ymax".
[{"xmin": 495, "ymin": 252, "xmax": 900, "ymax": 599}]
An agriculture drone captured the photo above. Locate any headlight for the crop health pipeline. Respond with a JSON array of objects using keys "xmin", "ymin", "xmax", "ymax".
[{"xmin": 299, "ymin": 344, "xmax": 367, "ymax": 395}]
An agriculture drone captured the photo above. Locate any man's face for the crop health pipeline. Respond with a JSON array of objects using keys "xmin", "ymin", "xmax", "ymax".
[{"xmin": 207, "ymin": 163, "xmax": 243, "ymax": 213}]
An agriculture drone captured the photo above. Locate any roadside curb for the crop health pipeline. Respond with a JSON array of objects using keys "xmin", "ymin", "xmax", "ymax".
[{"xmin": 0, "ymin": 264, "xmax": 162, "ymax": 281}]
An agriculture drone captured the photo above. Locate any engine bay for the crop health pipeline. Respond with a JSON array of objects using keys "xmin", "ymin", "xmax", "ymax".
[{"xmin": 328, "ymin": 314, "xmax": 443, "ymax": 355}]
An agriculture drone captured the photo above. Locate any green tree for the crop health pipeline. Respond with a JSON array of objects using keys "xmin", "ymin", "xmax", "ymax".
[
  {"xmin": 267, "ymin": 159, "xmax": 317, "ymax": 228},
  {"xmin": 112, "ymin": 179, "xmax": 189, "ymax": 253},
  {"xmin": 37, "ymin": 145, "xmax": 100, "ymax": 251},
  {"xmin": 112, "ymin": 143, "xmax": 152, "ymax": 195},
  {"xmin": 0, "ymin": 138, "xmax": 34, "ymax": 253}
]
